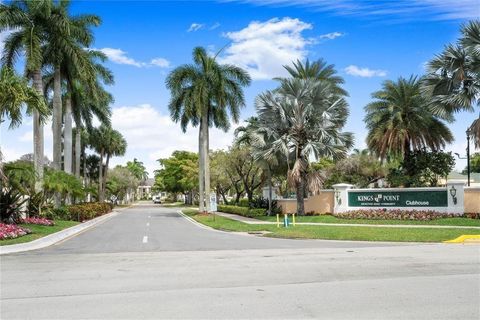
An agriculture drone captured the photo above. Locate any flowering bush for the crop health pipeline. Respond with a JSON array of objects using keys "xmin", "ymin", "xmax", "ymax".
[
  {"xmin": 334, "ymin": 209, "xmax": 456, "ymax": 221},
  {"xmin": 0, "ymin": 223, "xmax": 31, "ymax": 240},
  {"xmin": 67, "ymin": 202, "xmax": 113, "ymax": 222},
  {"xmin": 20, "ymin": 217, "xmax": 55, "ymax": 226}
]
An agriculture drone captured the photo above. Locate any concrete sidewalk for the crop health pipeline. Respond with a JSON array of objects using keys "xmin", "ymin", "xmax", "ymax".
[{"xmin": 214, "ymin": 212, "xmax": 480, "ymax": 229}]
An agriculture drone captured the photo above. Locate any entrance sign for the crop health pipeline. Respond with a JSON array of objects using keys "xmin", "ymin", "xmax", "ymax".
[
  {"xmin": 348, "ymin": 190, "xmax": 447, "ymax": 207},
  {"xmin": 209, "ymin": 192, "xmax": 217, "ymax": 212},
  {"xmin": 333, "ymin": 181, "xmax": 465, "ymax": 215}
]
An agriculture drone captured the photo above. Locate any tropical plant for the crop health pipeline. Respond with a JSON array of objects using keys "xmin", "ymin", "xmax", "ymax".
[
  {"xmin": 254, "ymin": 76, "xmax": 353, "ymax": 215},
  {"xmin": 0, "ymin": 188, "xmax": 27, "ymax": 223},
  {"xmin": 89, "ymin": 125, "xmax": 127, "ymax": 202},
  {"xmin": 423, "ymin": 20, "xmax": 480, "ymax": 147},
  {"xmin": 166, "ymin": 46, "xmax": 251, "ymax": 212},
  {"xmin": 365, "ymin": 76, "xmax": 454, "ymax": 161},
  {"xmin": 126, "ymin": 158, "xmax": 149, "ymax": 181},
  {"xmin": 1, "ymin": 0, "xmax": 52, "ymax": 191}
]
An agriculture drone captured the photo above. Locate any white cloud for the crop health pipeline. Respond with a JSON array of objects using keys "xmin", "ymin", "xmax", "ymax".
[
  {"xmin": 108, "ymin": 104, "xmax": 237, "ymax": 175},
  {"xmin": 220, "ymin": 17, "xmax": 313, "ymax": 80},
  {"xmin": 210, "ymin": 22, "xmax": 221, "ymax": 30},
  {"xmin": 344, "ymin": 65, "xmax": 387, "ymax": 77},
  {"xmin": 98, "ymin": 48, "xmax": 170, "ymax": 68},
  {"xmin": 226, "ymin": 0, "xmax": 479, "ymax": 21},
  {"xmin": 150, "ymin": 57, "xmax": 170, "ymax": 68},
  {"xmin": 188, "ymin": 23, "xmax": 204, "ymax": 32},
  {"xmin": 319, "ymin": 31, "xmax": 344, "ymax": 40}
]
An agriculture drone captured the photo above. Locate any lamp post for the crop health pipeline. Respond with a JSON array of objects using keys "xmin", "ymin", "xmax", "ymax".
[{"xmin": 467, "ymin": 129, "xmax": 471, "ymax": 187}]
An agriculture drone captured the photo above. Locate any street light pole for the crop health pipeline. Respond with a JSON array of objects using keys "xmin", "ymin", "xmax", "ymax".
[{"xmin": 466, "ymin": 129, "xmax": 471, "ymax": 187}]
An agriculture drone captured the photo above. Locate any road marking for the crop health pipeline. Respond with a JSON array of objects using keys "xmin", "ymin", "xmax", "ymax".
[
  {"xmin": 146, "ymin": 222, "xmax": 150, "ymax": 227},
  {"xmin": 142, "ymin": 236, "xmax": 148, "ymax": 243}
]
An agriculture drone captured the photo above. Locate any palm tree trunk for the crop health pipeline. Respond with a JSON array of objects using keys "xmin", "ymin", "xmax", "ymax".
[
  {"xmin": 296, "ymin": 178, "xmax": 305, "ymax": 216},
  {"xmin": 204, "ymin": 115, "xmax": 211, "ymax": 213},
  {"xmin": 198, "ymin": 119, "xmax": 205, "ymax": 212},
  {"xmin": 268, "ymin": 164, "xmax": 272, "ymax": 216},
  {"xmin": 32, "ymin": 69, "xmax": 44, "ymax": 193},
  {"xmin": 52, "ymin": 66, "xmax": 62, "ymax": 171},
  {"xmin": 75, "ymin": 129, "xmax": 81, "ymax": 178},
  {"xmin": 98, "ymin": 149, "xmax": 104, "ymax": 202},
  {"xmin": 64, "ymin": 96, "xmax": 73, "ymax": 174},
  {"xmin": 103, "ymin": 154, "xmax": 110, "ymax": 199}
]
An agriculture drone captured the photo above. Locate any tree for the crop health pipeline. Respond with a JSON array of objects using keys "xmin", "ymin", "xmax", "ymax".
[
  {"xmin": 90, "ymin": 125, "xmax": 127, "ymax": 202},
  {"xmin": 126, "ymin": 158, "xmax": 149, "ymax": 181},
  {"xmin": 106, "ymin": 166, "xmax": 139, "ymax": 203},
  {"xmin": 1, "ymin": 0, "xmax": 53, "ymax": 191},
  {"xmin": 423, "ymin": 20, "xmax": 480, "ymax": 147},
  {"xmin": 464, "ymin": 153, "xmax": 480, "ymax": 173},
  {"xmin": 166, "ymin": 46, "xmax": 251, "ymax": 212},
  {"xmin": 365, "ymin": 76, "xmax": 453, "ymax": 161},
  {"xmin": 154, "ymin": 151, "xmax": 198, "ymax": 203},
  {"xmin": 254, "ymin": 76, "xmax": 353, "ymax": 215},
  {"xmin": 387, "ymin": 150, "xmax": 455, "ymax": 187}
]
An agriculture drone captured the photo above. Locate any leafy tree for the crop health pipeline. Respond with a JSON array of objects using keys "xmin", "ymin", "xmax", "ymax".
[
  {"xmin": 463, "ymin": 153, "xmax": 480, "ymax": 173},
  {"xmin": 423, "ymin": 20, "xmax": 480, "ymax": 147},
  {"xmin": 365, "ymin": 76, "xmax": 453, "ymax": 161},
  {"xmin": 166, "ymin": 46, "xmax": 251, "ymax": 212},
  {"xmin": 387, "ymin": 150, "xmax": 455, "ymax": 187},
  {"xmin": 154, "ymin": 151, "xmax": 198, "ymax": 203},
  {"xmin": 106, "ymin": 166, "xmax": 139, "ymax": 203},
  {"xmin": 210, "ymin": 150, "xmax": 235, "ymax": 204}
]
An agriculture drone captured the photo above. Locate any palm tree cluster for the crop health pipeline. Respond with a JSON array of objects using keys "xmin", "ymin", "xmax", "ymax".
[
  {"xmin": 0, "ymin": 0, "xmax": 126, "ymax": 206},
  {"xmin": 236, "ymin": 60, "xmax": 353, "ymax": 215}
]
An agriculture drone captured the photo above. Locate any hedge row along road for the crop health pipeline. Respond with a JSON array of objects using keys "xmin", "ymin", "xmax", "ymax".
[{"xmin": 1, "ymin": 203, "xmax": 478, "ymax": 319}]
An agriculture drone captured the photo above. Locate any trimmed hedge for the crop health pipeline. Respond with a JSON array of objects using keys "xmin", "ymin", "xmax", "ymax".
[
  {"xmin": 47, "ymin": 202, "xmax": 113, "ymax": 222},
  {"xmin": 217, "ymin": 205, "xmax": 265, "ymax": 218},
  {"xmin": 333, "ymin": 209, "xmax": 456, "ymax": 221}
]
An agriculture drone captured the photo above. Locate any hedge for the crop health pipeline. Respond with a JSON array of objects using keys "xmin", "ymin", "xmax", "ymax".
[
  {"xmin": 47, "ymin": 202, "xmax": 113, "ymax": 222},
  {"xmin": 217, "ymin": 205, "xmax": 265, "ymax": 218},
  {"xmin": 333, "ymin": 209, "xmax": 457, "ymax": 221}
]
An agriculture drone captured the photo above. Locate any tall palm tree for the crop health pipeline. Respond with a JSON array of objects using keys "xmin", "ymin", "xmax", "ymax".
[
  {"xmin": 365, "ymin": 76, "xmax": 454, "ymax": 161},
  {"xmin": 90, "ymin": 125, "xmax": 127, "ymax": 202},
  {"xmin": 166, "ymin": 46, "xmax": 251, "ymax": 212},
  {"xmin": 42, "ymin": 1, "xmax": 101, "ymax": 172},
  {"xmin": 255, "ymin": 78, "xmax": 353, "ymax": 215},
  {"xmin": 423, "ymin": 20, "xmax": 480, "ymax": 147},
  {"xmin": 1, "ymin": 0, "xmax": 52, "ymax": 191}
]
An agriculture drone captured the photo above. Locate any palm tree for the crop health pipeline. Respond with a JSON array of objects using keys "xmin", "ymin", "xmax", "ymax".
[
  {"xmin": 365, "ymin": 76, "xmax": 454, "ymax": 161},
  {"xmin": 42, "ymin": 1, "xmax": 101, "ymax": 173},
  {"xmin": 126, "ymin": 158, "xmax": 149, "ymax": 181},
  {"xmin": 166, "ymin": 46, "xmax": 251, "ymax": 212},
  {"xmin": 1, "ymin": 0, "xmax": 52, "ymax": 191},
  {"xmin": 423, "ymin": 20, "xmax": 480, "ymax": 147},
  {"xmin": 90, "ymin": 125, "xmax": 127, "ymax": 202},
  {"xmin": 254, "ymin": 77, "xmax": 353, "ymax": 215}
]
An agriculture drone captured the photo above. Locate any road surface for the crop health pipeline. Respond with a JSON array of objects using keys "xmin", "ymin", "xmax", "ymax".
[{"xmin": 1, "ymin": 203, "xmax": 479, "ymax": 319}]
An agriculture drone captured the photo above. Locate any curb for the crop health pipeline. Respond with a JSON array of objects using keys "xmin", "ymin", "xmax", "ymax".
[
  {"xmin": 443, "ymin": 235, "xmax": 480, "ymax": 243},
  {"xmin": 0, "ymin": 210, "xmax": 121, "ymax": 255}
]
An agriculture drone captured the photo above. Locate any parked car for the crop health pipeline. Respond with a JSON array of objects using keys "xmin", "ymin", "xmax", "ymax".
[{"xmin": 153, "ymin": 196, "xmax": 161, "ymax": 204}]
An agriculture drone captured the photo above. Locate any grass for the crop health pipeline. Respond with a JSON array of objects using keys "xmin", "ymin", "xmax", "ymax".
[
  {"xmin": 0, "ymin": 220, "xmax": 79, "ymax": 246},
  {"xmin": 183, "ymin": 209, "xmax": 480, "ymax": 242},
  {"xmin": 256, "ymin": 214, "xmax": 480, "ymax": 227}
]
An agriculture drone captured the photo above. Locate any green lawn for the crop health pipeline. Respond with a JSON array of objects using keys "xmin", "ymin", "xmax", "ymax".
[
  {"xmin": 0, "ymin": 220, "xmax": 79, "ymax": 246},
  {"xmin": 183, "ymin": 209, "xmax": 480, "ymax": 242},
  {"xmin": 256, "ymin": 214, "xmax": 480, "ymax": 227}
]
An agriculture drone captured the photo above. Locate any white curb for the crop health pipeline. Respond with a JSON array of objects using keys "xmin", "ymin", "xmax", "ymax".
[{"xmin": 0, "ymin": 210, "xmax": 121, "ymax": 255}]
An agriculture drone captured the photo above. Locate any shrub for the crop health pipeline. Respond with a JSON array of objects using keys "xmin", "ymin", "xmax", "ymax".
[
  {"xmin": 65, "ymin": 202, "xmax": 113, "ymax": 222},
  {"xmin": 464, "ymin": 212, "xmax": 480, "ymax": 219},
  {"xmin": 237, "ymin": 199, "xmax": 250, "ymax": 207},
  {"xmin": 0, "ymin": 188, "xmax": 27, "ymax": 223},
  {"xmin": 45, "ymin": 206, "xmax": 71, "ymax": 221},
  {"xmin": 20, "ymin": 217, "xmax": 54, "ymax": 226},
  {"xmin": 0, "ymin": 223, "xmax": 31, "ymax": 240},
  {"xmin": 334, "ymin": 209, "xmax": 456, "ymax": 221},
  {"xmin": 217, "ymin": 205, "xmax": 265, "ymax": 218},
  {"xmin": 248, "ymin": 196, "xmax": 281, "ymax": 215}
]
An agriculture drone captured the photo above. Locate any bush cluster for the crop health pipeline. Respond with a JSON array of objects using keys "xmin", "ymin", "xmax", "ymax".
[
  {"xmin": 217, "ymin": 205, "xmax": 265, "ymax": 218},
  {"xmin": 47, "ymin": 202, "xmax": 113, "ymax": 222},
  {"xmin": 20, "ymin": 217, "xmax": 54, "ymax": 226},
  {"xmin": 334, "ymin": 209, "xmax": 456, "ymax": 221},
  {"xmin": 0, "ymin": 223, "xmax": 31, "ymax": 240}
]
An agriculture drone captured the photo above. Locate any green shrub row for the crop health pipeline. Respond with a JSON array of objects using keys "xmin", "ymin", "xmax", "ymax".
[
  {"xmin": 47, "ymin": 202, "xmax": 113, "ymax": 222},
  {"xmin": 217, "ymin": 205, "xmax": 265, "ymax": 218}
]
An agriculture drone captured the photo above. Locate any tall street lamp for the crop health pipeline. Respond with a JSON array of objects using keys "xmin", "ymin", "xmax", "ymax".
[{"xmin": 456, "ymin": 129, "xmax": 471, "ymax": 187}]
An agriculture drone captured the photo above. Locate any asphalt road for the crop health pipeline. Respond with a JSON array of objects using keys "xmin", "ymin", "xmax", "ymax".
[{"xmin": 1, "ymin": 203, "xmax": 479, "ymax": 319}]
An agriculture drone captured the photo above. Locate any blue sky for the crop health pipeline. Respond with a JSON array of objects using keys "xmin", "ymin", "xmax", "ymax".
[{"xmin": 1, "ymin": 0, "xmax": 479, "ymax": 175}]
